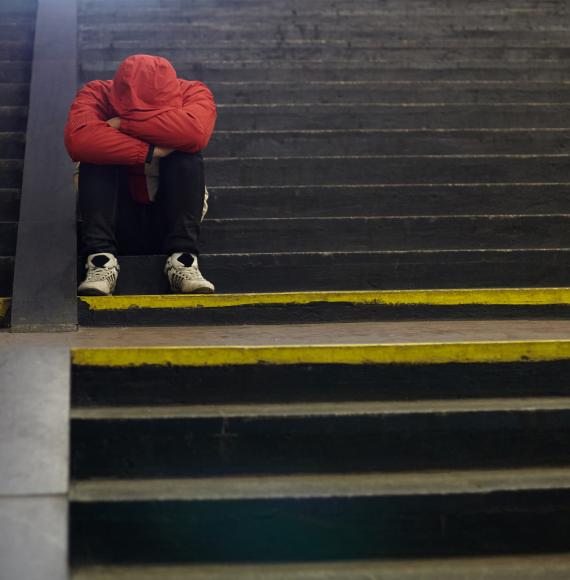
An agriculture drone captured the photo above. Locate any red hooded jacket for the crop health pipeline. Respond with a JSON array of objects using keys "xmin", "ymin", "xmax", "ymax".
[{"xmin": 64, "ymin": 54, "xmax": 217, "ymax": 203}]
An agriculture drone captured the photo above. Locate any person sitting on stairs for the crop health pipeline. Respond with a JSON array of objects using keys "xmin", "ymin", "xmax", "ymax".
[{"xmin": 64, "ymin": 54, "xmax": 217, "ymax": 296}]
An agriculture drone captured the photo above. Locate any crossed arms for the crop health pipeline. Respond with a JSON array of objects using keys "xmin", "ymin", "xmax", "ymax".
[{"xmin": 64, "ymin": 80, "xmax": 217, "ymax": 165}]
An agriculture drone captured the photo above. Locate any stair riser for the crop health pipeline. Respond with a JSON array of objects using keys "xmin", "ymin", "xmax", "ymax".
[
  {"xmin": 78, "ymin": 30, "xmax": 570, "ymax": 47},
  {"xmin": 0, "ymin": 15, "xmax": 37, "ymax": 26},
  {"xmin": 0, "ymin": 63, "xmax": 32, "ymax": 81},
  {"xmin": 0, "ymin": 257, "xmax": 13, "ymax": 294},
  {"xmin": 0, "ymin": 223, "xmax": 17, "ymax": 254},
  {"xmin": 69, "ymin": 491, "xmax": 570, "ymax": 564},
  {"xmin": 198, "ymin": 216, "xmax": 570, "ymax": 253},
  {"xmin": 206, "ymin": 157, "xmax": 570, "ymax": 187},
  {"xmin": 0, "ymin": 85, "xmax": 29, "ymax": 106},
  {"xmin": 0, "ymin": 167, "xmax": 22, "ymax": 189},
  {"xmin": 207, "ymin": 131, "xmax": 570, "ymax": 157},
  {"xmin": 0, "ymin": 47, "xmax": 32, "ymax": 61},
  {"xmin": 78, "ymin": 214, "xmax": 570, "ymax": 254},
  {"xmin": 80, "ymin": 67, "xmax": 570, "ymax": 83},
  {"xmin": 0, "ymin": 136, "xmax": 25, "ymax": 158},
  {"xmin": 212, "ymin": 107, "xmax": 570, "ymax": 131},
  {"xmin": 78, "ymin": 33, "xmax": 570, "ymax": 50},
  {"xmin": 203, "ymin": 85, "xmax": 570, "ymax": 105},
  {"xmin": 71, "ymin": 410, "xmax": 570, "ymax": 478},
  {"xmin": 79, "ymin": 303, "xmax": 570, "ymax": 327},
  {"xmin": 206, "ymin": 185, "xmax": 570, "ymax": 218},
  {"xmin": 77, "ymin": 0, "xmax": 570, "ymax": 10},
  {"xmin": 0, "ymin": 191, "xmax": 19, "ymax": 222},
  {"xmin": 78, "ymin": 6, "xmax": 570, "ymax": 19},
  {"xmin": 77, "ymin": 14, "xmax": 570, "ymax": 29},
  {"xmin": 0, "ymin": 0, "xmax": 37, "ymax": 9},
  {"xmin": 0, "ymin": 118, "xmax": 27, "ymax": 132},
  {"xmin": 81, "ymin": 46, "xmax": 570, "ymax": 63},
  {"xmin": 72, "ymin": 360, "xmax": 570, "ymax": 407},
  {"xmin": 104, "ymin": 251, "xmax": 570, "ymax": 294},
  {"xmin": 0, "ymin": 27, "xmax": 34, "ymax": 42}
]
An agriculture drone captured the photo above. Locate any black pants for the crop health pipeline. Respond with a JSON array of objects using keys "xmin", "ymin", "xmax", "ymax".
[{"xmin": 78, "ymin": 150, "xmax": 205, "ymax": 256}]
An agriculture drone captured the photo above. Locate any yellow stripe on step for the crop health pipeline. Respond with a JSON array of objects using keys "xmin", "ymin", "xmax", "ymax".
[
  {"xmin": 71, "ymin": 340, "xmax": 570, "ymax": 367},
  {"xmin": 0, "ymin": 297, "xmax": 10, "ymax": 321},
  {"xmin": 79, "ymin": 287, "xmax": 570, "ymax": 311}
]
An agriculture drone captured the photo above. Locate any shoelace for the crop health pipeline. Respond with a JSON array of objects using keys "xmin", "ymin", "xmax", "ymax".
[
  {"xmin": 169, "ymin": 264, "xmax": 204, "ymax": 282},
  {"xmin": 172, "ymin": 268, "xmax": 202, "ymax": 282},
  {"xmin": 86, "ymin": 266, "xmax": 116, "ymax": 282}
]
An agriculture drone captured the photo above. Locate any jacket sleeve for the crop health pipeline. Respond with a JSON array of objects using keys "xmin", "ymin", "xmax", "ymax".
[
  {"xmin": 120, "ymin": 81, "xmax": 217, "ymax": 153},
  {"xmin": 64, "ymin": 81, "xmax": 150, "ymax": 165}
]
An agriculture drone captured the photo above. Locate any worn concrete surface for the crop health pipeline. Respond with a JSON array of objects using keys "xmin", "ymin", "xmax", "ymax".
[{"xmin": 3, "ymin": 320, "xmax": 570, "ymax": 347}]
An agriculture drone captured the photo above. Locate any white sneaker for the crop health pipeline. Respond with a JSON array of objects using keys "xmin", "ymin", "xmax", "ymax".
[
  {"xmin": 165, "ymin": 253, "xmax": 215, "ymax": 294},
  {"xmin": 78, "ymin": 253, "xmax": 120, "ymax": 296}
]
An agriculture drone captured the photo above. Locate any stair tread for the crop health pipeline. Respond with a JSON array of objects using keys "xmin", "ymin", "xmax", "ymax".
[
  {"xmin": 69, "ymin": 553, "xmax": 570, "ymax": 580},
  {"xmin": 70, "ymin": 396, "xmax": 570, "ymax": 421},
  {"xmin": 70, "ymin": 465, "xmax": 570, "ymax": 501}
]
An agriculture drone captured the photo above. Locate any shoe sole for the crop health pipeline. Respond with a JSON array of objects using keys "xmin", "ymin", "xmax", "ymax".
[
  {"xmin": 78, "ymin": 288, "xmax": 113, "ymax": 297},
  {"xmin": 173, "ymin": 286, "xmax": 215, "ymax": 294}
]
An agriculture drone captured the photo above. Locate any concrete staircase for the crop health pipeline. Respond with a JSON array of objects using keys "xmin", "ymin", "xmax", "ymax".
[
  {"xmin": 76, "ymin": 0, "xmax": 570, "ymax": 325},
  {"xmin": 0, "ymin": 0, "xmax": 36, "ymax": 317},
  {"xmin": 64, "ymin": 0, "xmax": 570, "ymax": 577},
  {"xmin": 69, "ymin": 342, "xmax": 570, "ymax": 577}
]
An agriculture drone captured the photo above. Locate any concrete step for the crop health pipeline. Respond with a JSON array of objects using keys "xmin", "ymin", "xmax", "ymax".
[
  {"xmin": 206, "ymin": 184, "xmax": 570, "ymax": 219},
  {"xmin": 0, "ymin": 159, "xmax": 23, "ymax": 188},
  {"xmin": 0, "ymin": 256, "xmax": 13, "ymax": 295},
  {"xmin": 77, "ymin": 13, "xmax": 570, "ymax": 29},
  {"xmin": 79, "ymin": 29, "xmax": 570, "ymax": 48},
  {"xmin": 0, "ymin": 0, "xmax": 37, "ymax": 12},
  {"xmin": 0, "ymin": 25, "xmax": 34, "ymax": 43},
  {"xmin": 0, "ymin": 13, "xmax": 38, "ymax": 26},
  {"xmin": 77, "ymin": 288, "xmax": 570, "ymax": 327},
  {"xmin": 67, "ymin": 469, "xmax": 570, "ymax": 563},
  {"xmin": 0, "ymin": 188, "xmax": 19, "ymax": 222},
  {"xmin": 86, "ymin": 213, "xmax": 570, "ymax": 255},
  {"xmin": 207, "ymin": 129, "xmax": 570, "ymax": 157},
  {"xmin": 71, "ymin": 346, "xmax": 570, "ymax": 406},
  {"xmin": 78, "ymin": 3, "xmax": 570, "ymax": 19},
  {"xmin": 70, "ymin": 397, "xmax": 570, "ymax": 479},
  {"xmin": 80, "ymin": 65, "xmax": 570, "ymax": 83},
  {"xmin": 0, "ymin": 41, "xmax": 33, "ymax": 61},
  {"xmin": 0, "ymin": 108, "xmax": 28, "ymax": 132},
  {"xmin": 0, "ymin": 221, "xmax": 18, "ymax": 254},
  {"xmin": 0, "ymin": 83, "xmax": 30, "ymax": 106},
  {"xmin": 0, "ymin": 61, "xmax": 31, "ymax": 84},
  {"xmin": 81, "ymin": 58, "xmax": 570, "ymax": 74},
  {"xmin": 206, "ymin": 155, "xmax": 570, "ymax": 187},
  {"xmin": 197, "ymin": 215, "xmax": 570, "ymax": 254},
  {"xmin": 210, "ymin": 103, "xmax": 570, "ymax": 130},
  {"xmin": 95, "ymin": 250, "xmax": 570, "ymax": 294},
  {"xmin": 68, "ymin": 553, "xmax": 570, "ymax": 580},
  {"xmin": 0, "ymin": 132, "xmax": 25, "ymax": 158},
  {"xmin": 81, "ymin": 46, "xmax": 570, "ymax": 63},
  {"xmin": 77, "ymin": 0, "xmax": 570, "ymax": 11},
  {"xmin": 77, "ymin": 24, "xmax": 570, "ymax": 48},
  {"xmin": 201, "ymin": 80, "xmax": 570, "ymax": 105}
]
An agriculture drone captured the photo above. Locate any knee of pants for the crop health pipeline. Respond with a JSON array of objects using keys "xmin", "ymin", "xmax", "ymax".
[{"xmin": 161, "ymin": 150, "xmax": 204, "ymax": 173}]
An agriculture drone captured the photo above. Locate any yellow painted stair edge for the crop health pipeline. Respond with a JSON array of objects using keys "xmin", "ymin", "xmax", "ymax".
[
  {"xmin": 71, "ymin": 340, "xmax": 570, "ymax": 367},
  {"xmin": 0, "ymin": 297, "xmax": 10, "ymax": 321},
  {"xmin": 79, "ymin": 288, "xmax": 570, "ymax": 311}
]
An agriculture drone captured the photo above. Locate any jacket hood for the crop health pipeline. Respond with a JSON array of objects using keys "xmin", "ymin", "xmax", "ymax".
[{"xmin": 108, "ymin": 54, "xmax": 183, "ymax": 120}]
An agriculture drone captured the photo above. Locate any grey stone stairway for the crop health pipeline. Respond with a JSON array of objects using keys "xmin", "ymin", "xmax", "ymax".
[
  {"xmin": 0, "ymin": 0, "xmax": 36, "ymax": 299},
  {"xmin": 77, "ymin": 0, "xmax": 570, "ymax": 295},
  {"xmin": 69, "ymin": 346, "xmax": 570, "ymax": 577}
]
